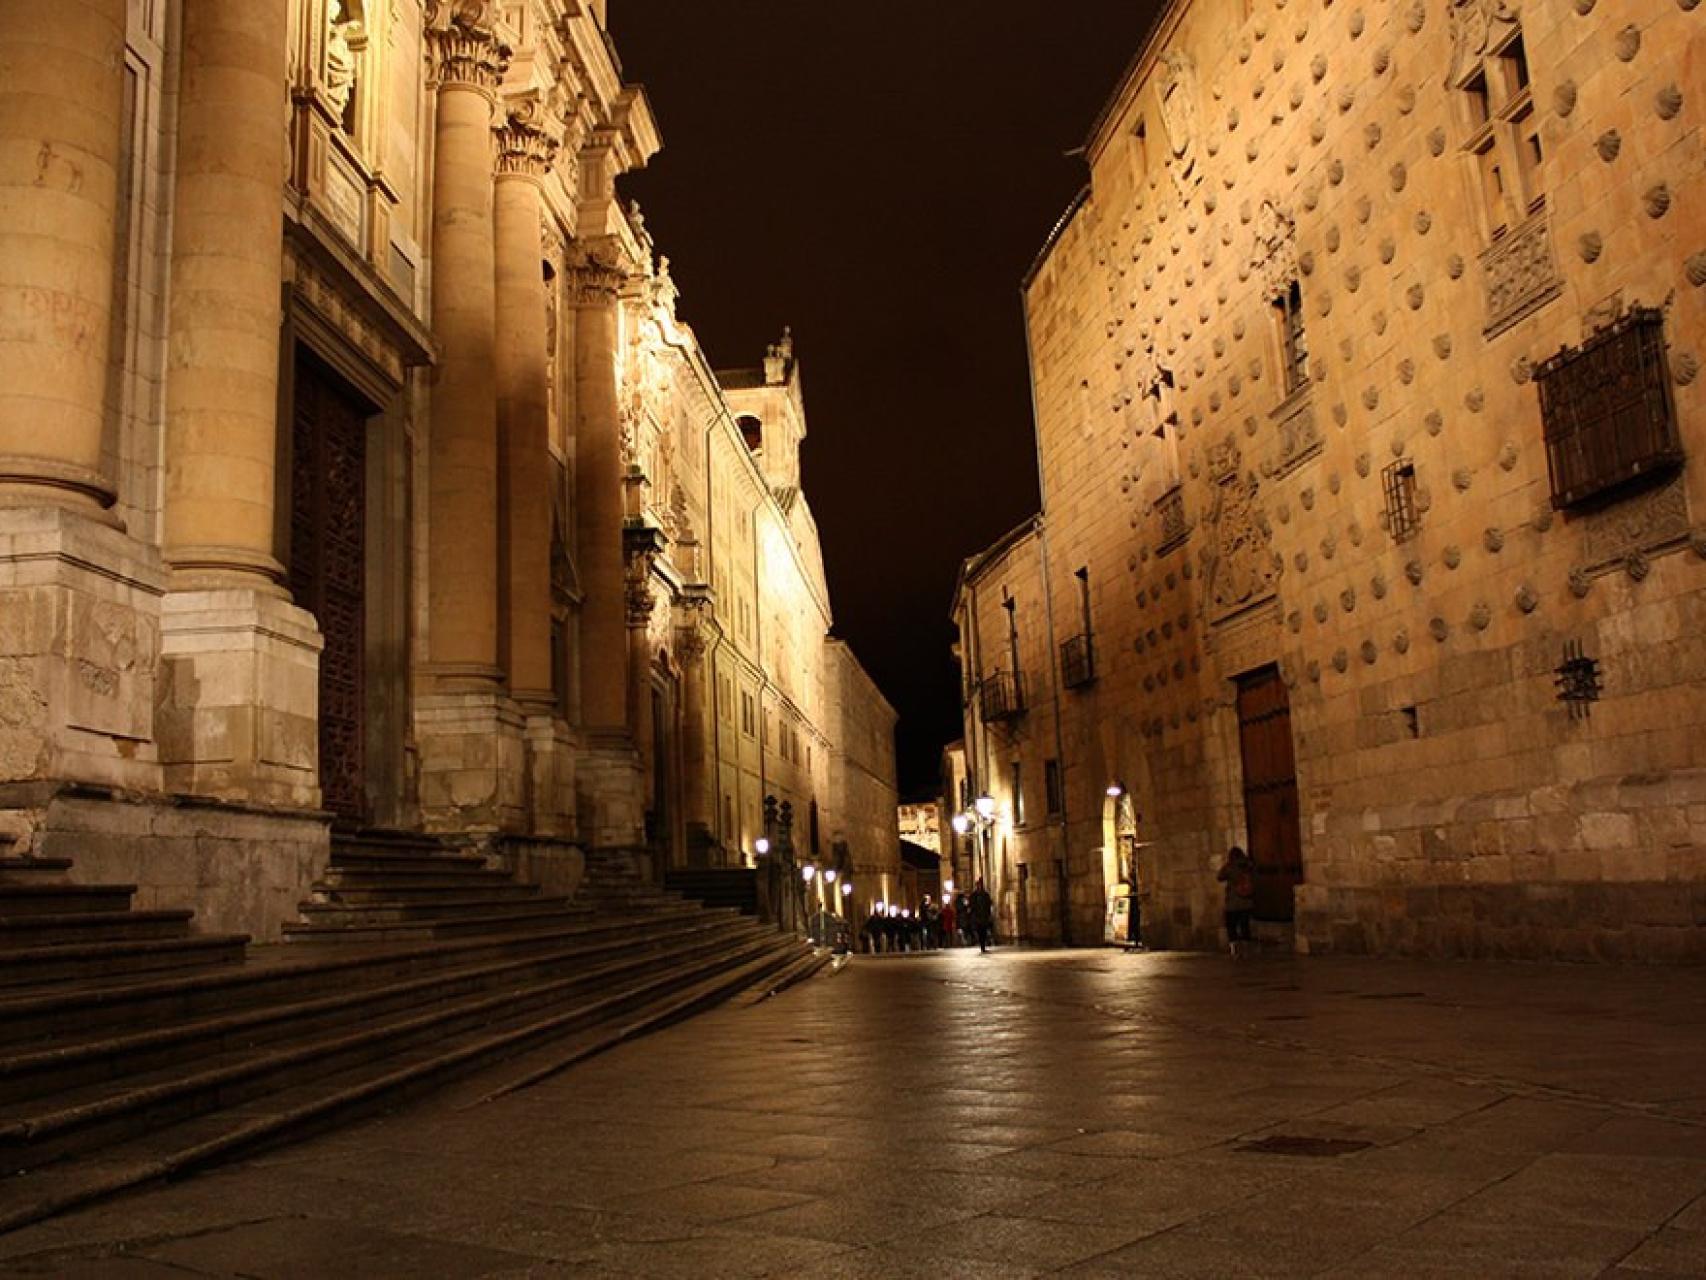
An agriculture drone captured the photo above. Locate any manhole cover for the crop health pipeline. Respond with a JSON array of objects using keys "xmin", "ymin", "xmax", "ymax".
[{"xmin": 1236, "ymin": 1135, "xmax": 1374, "ymax": 1158}]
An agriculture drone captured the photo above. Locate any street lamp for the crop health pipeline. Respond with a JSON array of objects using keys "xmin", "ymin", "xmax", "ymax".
[
  {"xmin": 755, "ymin": 837, "xmax": 770, "ymax": 855},
  {"xmin": 974, "ymin": 794, "xmax": 996, "ymax": 821},
  {"xmin": 951, "ymin": 813, "xmax": 970, "ymax": 836},
  {"xmin": 1106, "ymin": 782, "xmax": 1125, "ymax": 799}
]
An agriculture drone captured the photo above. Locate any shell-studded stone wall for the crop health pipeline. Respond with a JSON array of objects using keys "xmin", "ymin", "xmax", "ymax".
[{"xmin": 1011, "ymin": 0, "xmax": 1706, "ymax": 957}]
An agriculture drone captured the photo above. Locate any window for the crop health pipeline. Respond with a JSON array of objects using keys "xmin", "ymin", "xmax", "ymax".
[
  {"xmin": 1010, "ymin": 761, "xmax": 1025, "ymax": 827},
  {"xmin": 1457, "ymin": 21, "xmax": 1543, "ymax": 240},
  {"xmin": 740, "ymin": 691, "xmax": 755, "ymax": 737},
  {"xmin": 1045, "ymin": 760, "xmax": 1064, "ymax": 818},
  {"xmin": 1382, "ymin": 460, "xmax": 1421, "ymax": 542},
  {"xmin": 1536, "ymin": 307, "xmax": 1681, "ymax": 511},
  {"xmin": 718, "ymin": 673, "xmax": 733, "ymax": 723},
  {"xmin": 1274, "ymin": 279, "xmax": 1308, "ymax": 395}
]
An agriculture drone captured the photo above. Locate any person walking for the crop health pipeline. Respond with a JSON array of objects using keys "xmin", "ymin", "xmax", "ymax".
[
  {"xmin": 955, "ymin": 891, "xmax": 971, "ymax": 946},
  {"xmin": 939, "ymin": 895, "xmax": 957, "ymax": 948},
  {"xmin": 969, "ymin": 879, "xmax": 994, "ymax": 954},
  {"xmin": 1217, "ymin": 845, "xmax": 1258, "ymax": 959}
]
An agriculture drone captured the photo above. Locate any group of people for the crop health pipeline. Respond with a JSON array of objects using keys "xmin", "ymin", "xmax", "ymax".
[{"xmin": 861, "ymin": 880, "xmax": 995, "ymax": 955}]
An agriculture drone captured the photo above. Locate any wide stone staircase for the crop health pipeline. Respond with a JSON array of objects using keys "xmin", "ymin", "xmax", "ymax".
[{"xmin": 0, "ymin": 829, "xmax": 826, "ymax": 1232}]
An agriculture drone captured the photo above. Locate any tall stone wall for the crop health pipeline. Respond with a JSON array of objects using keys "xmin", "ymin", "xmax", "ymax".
[{"xmin": 967, "ymin": 0, "xmax": 1706, "ymax": 959}]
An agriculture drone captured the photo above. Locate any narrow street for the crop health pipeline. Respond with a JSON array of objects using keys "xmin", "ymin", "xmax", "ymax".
[{"xmin": 3, "ymin": 950, "xmax": 1704, "ymax": 1278}]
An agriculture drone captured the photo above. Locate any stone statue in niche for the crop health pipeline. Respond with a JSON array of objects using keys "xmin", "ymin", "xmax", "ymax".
[
  {"xmin": 1156, "ymin": 51, "xmax": 1200, "ymax": 194},
  {"xmin": 325, "ymin": 0, "xmax": 363, "ymax": 130}
]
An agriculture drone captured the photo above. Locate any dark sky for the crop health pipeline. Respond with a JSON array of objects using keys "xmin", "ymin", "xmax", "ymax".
[{"xmin": 614, "ymin": 3, "xmax": 1163, "ymax": 796}]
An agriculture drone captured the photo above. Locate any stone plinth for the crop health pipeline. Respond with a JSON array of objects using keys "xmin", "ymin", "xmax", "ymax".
[
  {"xmin": 523, "ymin": 712, "xmax": 576, "ymax": 837},
  {"xmin": 3, "ymin": 786, "xmax": 331, "ymax": 943},
  {"xmin": 157, "ymin": 591, "xmax": 323, "ymax": 809},
  {"xmin": 575, "ymin": 730, "xmax": 645, "ymax": 851},
  {"xmin": 415, "ymin": 691, "xmax": 526, "ymax": 833},
  {"xmin": 0, "ymin": 508, "xmax": 164, "ymax": 791}
]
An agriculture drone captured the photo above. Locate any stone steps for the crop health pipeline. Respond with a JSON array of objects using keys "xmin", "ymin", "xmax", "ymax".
[
  {"xmin": 0, "ymin": 935, "xmax": 250, "ymax": 989},
  {"xmin": 0, "ymin": 884, "xmax": 140, "ymax": 917},
  {"xmin": 0, "ymin": 926, "xmax": 810, "ymax": 1232},
  {"xmin": 0, "ymin": 909, "xmax": 194, "ymax": 950},
  {"xmin": 0, "ymin": 831, "xmax": 822, "ymax": 1232},
  {"xmin": 665, "ymin": 868, "xmax": 760, "ymax": 916}
]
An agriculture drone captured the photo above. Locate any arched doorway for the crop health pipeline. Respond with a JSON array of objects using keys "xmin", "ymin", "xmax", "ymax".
[{"xmin": 1100, "ymin": 790, "xmax": 1140, "ymax": 945}]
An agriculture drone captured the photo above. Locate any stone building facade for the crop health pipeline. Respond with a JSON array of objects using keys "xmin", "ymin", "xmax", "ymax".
[
  {"xmin": 951, "ymin": 0, "xmax": 1706, "ymax": 959},
  {"xmin": 0, "ymin": 0, "xmax": 895, "ymax": 940}
]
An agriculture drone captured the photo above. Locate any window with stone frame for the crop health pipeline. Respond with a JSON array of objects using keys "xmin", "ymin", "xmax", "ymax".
[
  {"xmin": 1272, "ymin": 279, "xmax": 1309, "ymax": 396},
  {"xmin": 1455, "ymin": 23, "xmax": 1543, "ymax": 242},
  {"xmin": 1010, "ymin": 760, "xmax": 1026, "ymax": 827}
]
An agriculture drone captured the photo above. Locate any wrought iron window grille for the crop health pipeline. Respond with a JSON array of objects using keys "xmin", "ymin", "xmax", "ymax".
[
  {"xmin": 1061, "ymin": 633, "xmax": 1096, "ymax": 689},
  {"xmin": 980, "ymin": 670, "xmax": 1027, "ymax": 724},
  {"xmin": 1382, "ymin": 459, "xmax": 1421, "ymax": 542},
  {"xmin": 1554, "ymin": 640, "xmax": 1603, "ymax": 718},
  {"xmin": 1536, "ymin": 307, "xmax": 1683, "ymax": 511}
]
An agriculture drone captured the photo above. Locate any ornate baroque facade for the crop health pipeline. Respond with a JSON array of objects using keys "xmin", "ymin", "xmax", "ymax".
[
  {"xmin": 0, "ymin": 0, "xmax": 898, "ymax": 939},
  {"xmin": 952, "ymin": 0, "xmax": 1706, "ymax": 959}
]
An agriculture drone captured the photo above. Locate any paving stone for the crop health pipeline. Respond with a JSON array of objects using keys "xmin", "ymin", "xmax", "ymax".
[{"xmin": 6, "ymin": 953, "xmax": 1706, "ymax": 1278}]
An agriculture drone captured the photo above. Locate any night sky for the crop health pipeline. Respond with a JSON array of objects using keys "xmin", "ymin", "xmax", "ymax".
[{"xmin": 614, "ymin": 3, "xmax": 1164, "ymax": 796}]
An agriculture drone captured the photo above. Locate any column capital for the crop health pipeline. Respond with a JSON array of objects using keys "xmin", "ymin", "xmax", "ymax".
[
  {"xmin": 495, "ymin": 94, "xmax": 562, "ymax": 180},
  {"xmin": 564, "ymin": 237, "xmax": 631, "ymax": 305},
  {"xmin": 426, "ymin": 0, "xmax": 509, "ymax": 93}
]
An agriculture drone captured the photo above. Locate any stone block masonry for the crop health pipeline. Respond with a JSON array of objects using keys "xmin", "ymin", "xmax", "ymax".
[{"xmin": 952, "ymin": 0, "xmax": 1706, "ymax": 960}]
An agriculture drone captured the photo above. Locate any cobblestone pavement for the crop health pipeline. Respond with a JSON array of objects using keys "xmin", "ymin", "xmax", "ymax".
[{"xmin": 4, "ymin": 949, "xmax": 1706, "ymax": 1278}]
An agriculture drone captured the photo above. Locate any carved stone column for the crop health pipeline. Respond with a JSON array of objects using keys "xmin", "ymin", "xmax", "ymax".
[
  {"xmin": 0, "ymin": 0, "xmax": 166, "ymax": 793},
  {"xmin": 154, "ymin": 0, "xmax": 323, "ymax": 809},
  {"xmin": 423, "ymin": 0, "xmax": 504, "ymax": 691},
  {"xmin": 568, "ymin": 234, "xmax": 645, "ymax": 849},
  {"xmin": 162, "ymin": 0, "xmax": 292, "ymax": 590},
  {"xmin": 495, "ymin": 95, "xmax": 574, "ymax": 835},
  {"xmin": 493, "ymin": 98, "xmax": 557, "ymax": 710},
  {"xmin": 413, "ymin": 1, "xmax": 525, "ymax": 833},
  {"xmin": 0, "ymin": 0, "xmax": 126, "ymax": 518},
  {"xmin": 676, "ymin": 592, "xmax": 717, "ymax": 866}
]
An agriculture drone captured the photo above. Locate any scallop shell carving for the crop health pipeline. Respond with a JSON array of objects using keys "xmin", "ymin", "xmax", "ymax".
[
  {"xmin": 1484, "ymin": 527, "xmax": 1505, "ymax": 553},
  {"xmin": 1433, "ymin": 334, "xmax": 1453, "ymax": 360},
  {"xmin": 1332, "ymin": 648, "xmax": 1349, "ymax": 674},
  {"xmin": 1339, "ymin": 86, "xmax": 1357, "ymax": 113},
  {"xmin": 1311, "ymin": 54, "xmax": 1327, "ymax": 82},
  {"xmin": 1390, "ymin": 161, "xmax": 1407, "ymax": 190},
  {"xmin": 1313, "ymin": 600, "xmax": 1329, "ymax": 623},
  {"xmin": 1447, "ymin": 254, "xmax": 1466, "ymax": 280},
  {"xmin": 1614, "ymin": 26, "xmax": 1640, "ymax": 62},
  {"xmin": 1516, "ymin": 585, "xmax": 1539, "ymax": 614},
  {"xmin": 1469, "ymin": 602, "xmax": 1492, "ymax": 632},
  {"xmin": 1645, "ymin": 185, "xmax": 1672, "ymax": 219},
  {"xmin": 1674, "ymin": 352, "xmax": 1700, "ymax": 387},
  {"xmin": 1428, "ymin": 127, "xmax": 1447, "ymax": 156},
  {"xmin": 1405, "ymin": 560, "xmax": 1424, "ymax": 586},
  {"xmin": 1424, "ymin": 409, "xmax": 1443, "ymax": 436},
  {"xmin": 1356, "ymin": 197, "xmax": 1372, "ymax": 224},
  {"xmin": 1394, "ymin": 629, "xmax": 1411, "ymax": 655},
  {"xmin": 1379, "ymin": 237, "xmax": 1396, "ymax": 264},
  {"xmin": 1325, "ymin": 225, "xmax": 1342, "ymax": 252},
  {"xmin": 1372, "ymin": 45, "xmax": 1390, "ymax": 76},
  {"xmin": 1596, "ymin": 130, "xmax": 1622, "ymax": 162},
  {"xmin": 1443, "ymin": 546, "xmax": 1462, "ymax": 570},
  {"xmin": 1349, "ymin": 10, "xmax": 1365, "ymax": 38},
  {"xmin": 1328, "ymin": 158, "xmax": 1345, "ymax": 185},
  {"xmin": 1371, "ymin": 573, "xmax": 1387, "ymax": 600},
  {"xmin": 1554, "ymin": 81, "xmax": 1577, "ymax": 118},
  {"xmin": 1361, "ymin": 641, "xmax": 1379, "ymax": 665},
  {"xmin": 1341, "ymin": 587, "xmax": 1357, "ymax": 613},
  {"xmin": 1406, "ymin": 0, "xmax": 1426, "ymax": 31},
  {"xmin": 1406, "ymin": 283, "xmax": 1425, "ymax": 310},
  {"xmin": 1574, "ymin": 0, "xmax": 1596, "ymax": 11},
  {"xmin": 1453, "ymin": 467, "xmax": 1473, "ymax": 492},
  {"xmin": 1307, "ymin": 660, "xmax": 1322, "ymax": 683},
  {"xmin": 1569, "ymin": 568, "xmax": 1591, "ymax": 598},
  {"xmin": 1429, "ymin": 617, "xmax": 1449, "ymax": 642},
  {"xmin": 1414, "ymin": 210, "xmax": 1432, "ymax": 235},
  {"xmin": 1398, "ymin": 359, "xmax": 1415, "ymax": 385},
  {"xmin": 1366, "ymin": 122, "xmax": 1383, "ymax": 151},
  {"xmin": 1656, "ymin": 84, "xmax": 1683, "ymax": 120},
  {"xmin": 1499, "ymin": 442, "xmax": 1519, "ymax": 471},
  {"xmin": 1579, "ymin": 231, "xmax": 1603, "ymax": 263}
]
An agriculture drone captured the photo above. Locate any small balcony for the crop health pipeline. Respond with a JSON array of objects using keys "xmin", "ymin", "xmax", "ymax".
[
  {"xmin": 1061, "ymin": 633, "xmax": 1096, "ymax": 690},
  {"xmin": 980, "ymin": 670, "xmax": 1026, "ymax": 724}
]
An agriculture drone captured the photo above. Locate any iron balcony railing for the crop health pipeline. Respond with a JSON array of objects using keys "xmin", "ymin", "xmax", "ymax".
[
  {"xmin": 1061, "ymin": 633, "xmax": 1096, "ymax": 689},
  {"xmin": 980, "ymin": 670, "xmax": 1026, "ymax": 723}
]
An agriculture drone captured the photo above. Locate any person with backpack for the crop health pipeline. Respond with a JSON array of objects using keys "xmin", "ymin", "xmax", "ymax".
[{"xmin": 1217, "ymin": 846, "xmax": 1257, "ymax": 959}]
